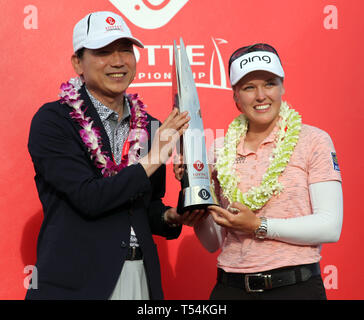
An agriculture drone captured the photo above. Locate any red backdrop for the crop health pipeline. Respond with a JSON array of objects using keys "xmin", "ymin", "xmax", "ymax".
[{"xmin": 0, "ymin": 0, "xmax": 363, "ymax": 300}]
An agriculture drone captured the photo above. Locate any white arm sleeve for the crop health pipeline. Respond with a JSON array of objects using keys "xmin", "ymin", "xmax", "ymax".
[
  {"xmin": 267, "ymin": 180, "xmax": 343, "ymax": 245},
  {"xmin": 194, "ymin": 215, "xmax": 225, "ymax": 253}
]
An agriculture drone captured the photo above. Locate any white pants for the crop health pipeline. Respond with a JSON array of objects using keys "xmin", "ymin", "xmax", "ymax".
[{"xmin": 109, "ymin": 260, "xmax": 150, "ymax": 300}]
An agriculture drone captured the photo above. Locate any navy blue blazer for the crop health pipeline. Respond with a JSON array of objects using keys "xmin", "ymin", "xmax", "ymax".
[{"xmin": 26, "ymin": 85, "xmax": 181, "ymax": 300}]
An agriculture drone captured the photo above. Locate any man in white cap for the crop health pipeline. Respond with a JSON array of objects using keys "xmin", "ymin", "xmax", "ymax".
[{"xmin": 26, "ymin": 11, "xmax": 196, "ymax": 300}]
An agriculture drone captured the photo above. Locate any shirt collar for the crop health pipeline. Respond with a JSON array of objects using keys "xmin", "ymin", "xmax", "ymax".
[
  {"xmin": 85, "ymin": 87, "xmax": 131, "ymax": 122},
  {"xmin": 237, "ymin": 122, "xmax": 280, "ymax": 156}
]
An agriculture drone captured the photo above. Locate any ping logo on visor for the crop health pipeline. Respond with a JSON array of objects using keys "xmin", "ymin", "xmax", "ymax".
[
  {"xmin": 229, "ymin": 51, "xmax": 284, "ymax": 86},
  {"xmin": 240, "ymin": 54, "xmax": 272, "ymax": 66}
]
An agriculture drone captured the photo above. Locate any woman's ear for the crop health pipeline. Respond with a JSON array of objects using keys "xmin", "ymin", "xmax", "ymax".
[
  {"xmin": 233, "ymin": 89, "xmax": 238, "ymax": 103},
  {"xmin": 279, "ymin": 77, "xmax": 285, "ymax": 95},
  {"xmin": 235, "ymin": 102, "xmax": 243, "ymax": 113},
  {"xmin": 233, "ymin": 89, "xmax": 243, "ymax": 113}
]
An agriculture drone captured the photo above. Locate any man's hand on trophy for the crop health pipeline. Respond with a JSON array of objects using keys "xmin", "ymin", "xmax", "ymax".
[
  {"xmin": 140, "ymin": 108, "xmax": 189, "ymax": 177},
  {"xmin": 173, "ymin": 154, "xmax": 185, "ymax": 181},
  {"xmin": 164, "ymin": 207, "xmax": 207, "ymax": 227},
  {"xmin": 157, "ymin": 108, "xmax": 189, "ymax": 163}
]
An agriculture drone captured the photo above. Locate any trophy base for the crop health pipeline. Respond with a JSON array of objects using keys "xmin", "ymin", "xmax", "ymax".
[{"xmin": 177, "ymin": 185, "xmax": 218, "ymax": 214}]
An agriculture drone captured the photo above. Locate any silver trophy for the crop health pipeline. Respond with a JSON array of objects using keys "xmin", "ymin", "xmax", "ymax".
[{"xmin": 172, "ymin": 38, "xmax": 218, "ymax": 214}]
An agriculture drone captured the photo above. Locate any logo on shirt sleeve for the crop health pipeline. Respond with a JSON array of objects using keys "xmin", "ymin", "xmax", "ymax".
[{"xmin": 331, "ymin": 152, "xmax": 340, "ymax": 171}]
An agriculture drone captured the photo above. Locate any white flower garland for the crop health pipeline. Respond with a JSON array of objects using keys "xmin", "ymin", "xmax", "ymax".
[{"xmin": 215, "ymin": 101, "xmax": 302, "ymax": 211}]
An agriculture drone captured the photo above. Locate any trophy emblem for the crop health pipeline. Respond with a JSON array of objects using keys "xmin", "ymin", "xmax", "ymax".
[{"xmin": 172, "ymin": 38, "xmax": 218, "ymax": 214}]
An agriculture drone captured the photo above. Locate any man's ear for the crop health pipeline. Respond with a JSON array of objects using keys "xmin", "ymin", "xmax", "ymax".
[{"xmin": 71, "ymin": 54, "xmax": 83, "ymax": 76}]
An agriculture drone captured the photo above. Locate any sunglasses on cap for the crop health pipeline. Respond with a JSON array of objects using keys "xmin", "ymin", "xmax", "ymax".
[{"xmin": 228, "ymin": 43, "xmax": 281, "ymax": 72}]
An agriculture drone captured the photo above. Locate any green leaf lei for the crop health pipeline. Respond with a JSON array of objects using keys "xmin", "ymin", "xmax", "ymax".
[{"xmin": 215, "ymin": 101, "xmax": 302, "ymax": 211}]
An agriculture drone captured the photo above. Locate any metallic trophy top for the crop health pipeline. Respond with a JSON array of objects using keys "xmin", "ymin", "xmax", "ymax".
[
  {"xmin": 173, "ymin": 38, "xmax": 201, "ymax": 117},
  {"xmin": 172, "ymin": 38, "xmax": 218, "ymax": 213}
]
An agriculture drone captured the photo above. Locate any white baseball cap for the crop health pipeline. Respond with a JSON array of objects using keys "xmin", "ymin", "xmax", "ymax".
[
  {"xmin": 229, "ymin": 45, "xmax": 284, "ymax": 86},
  {"xmin": 73, "ymin": 11, "xmax": 144, "ymax": 53}
]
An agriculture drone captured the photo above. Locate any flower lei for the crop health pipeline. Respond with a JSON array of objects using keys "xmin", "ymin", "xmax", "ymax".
[
  {"xmin": 59, "ymin": 77, "xmax": 149, "ymax": 177},
  {"xmin": 215, "ymin": 101, "xmax": 302, "ymax": 211}
]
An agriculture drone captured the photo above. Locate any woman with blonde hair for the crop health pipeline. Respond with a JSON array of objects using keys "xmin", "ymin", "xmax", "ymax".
[{"xmin": 175, "ymin": 43, "xmax": 343, "ymax": 300}]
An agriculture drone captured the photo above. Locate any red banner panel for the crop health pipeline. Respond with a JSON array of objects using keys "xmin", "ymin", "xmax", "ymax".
[{"xmin": 0, "ymin": 0, "xmax": 363, "ymax": 299}]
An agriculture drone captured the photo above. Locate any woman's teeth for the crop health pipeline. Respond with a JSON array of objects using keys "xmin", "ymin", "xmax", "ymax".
[{"xmin": 255, "ymin": 104, "xmax": 270, "ymax": 110}]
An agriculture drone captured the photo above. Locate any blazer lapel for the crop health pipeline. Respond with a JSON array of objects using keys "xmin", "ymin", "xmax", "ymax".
[{"xmin": 81, "ymin": 86, "xmax": 113, "ymax": 155}]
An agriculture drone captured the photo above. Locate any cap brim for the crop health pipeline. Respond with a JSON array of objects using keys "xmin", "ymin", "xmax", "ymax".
[{"xmin": 83, "ymin": 34, "xmax": 144, "ymax": 49}]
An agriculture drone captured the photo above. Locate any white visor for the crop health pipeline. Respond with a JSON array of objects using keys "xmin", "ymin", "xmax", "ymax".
[{"xmin": 229, "ymin": 51, "xmax": 284, "ymax": 86}]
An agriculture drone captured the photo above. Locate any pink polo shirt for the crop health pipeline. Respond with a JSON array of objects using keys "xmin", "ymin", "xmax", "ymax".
[{"xmin": 210, "ymin": 123, "xmax": 342, "ymax": 273}]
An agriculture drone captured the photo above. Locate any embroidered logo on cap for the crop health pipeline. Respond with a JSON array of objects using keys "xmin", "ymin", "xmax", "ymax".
[
  {"xmin": 105, "ymin": 16, "xmax": 124, "ymax": 32},
  {"xmin": 106, "ymin": 17, "xmax": 116, "ymax": 25},
  {"xmin": 331, "ymin": 152, "xmax": 340, "ymax": 171}
]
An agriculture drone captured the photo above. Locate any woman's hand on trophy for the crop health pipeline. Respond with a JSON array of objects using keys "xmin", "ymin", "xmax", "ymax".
[
  {"xmin": 173, "ymin": 154, "xmax": 185, "ymax": 181},
  {"xmin": 208, "ymin": 202, "xmax": 260, "ymax": 233}
]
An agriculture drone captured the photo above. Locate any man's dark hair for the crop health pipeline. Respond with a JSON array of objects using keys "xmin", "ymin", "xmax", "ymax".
[{"xmin": 76, "ymin": 48, "xmax": 85, "ymax": 59}]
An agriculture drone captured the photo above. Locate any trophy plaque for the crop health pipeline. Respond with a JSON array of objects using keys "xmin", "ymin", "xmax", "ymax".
[{"xmin": 172, "ymin": 38, "xmax": 218, "ymax": 214}]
